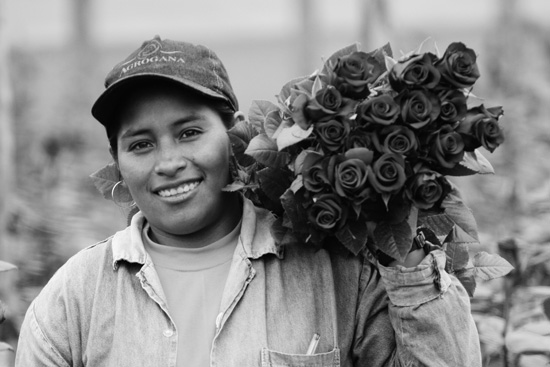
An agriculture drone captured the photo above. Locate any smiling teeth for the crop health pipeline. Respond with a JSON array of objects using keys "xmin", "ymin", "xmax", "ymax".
[{"xmin": 158, "ymin": 181, "xmax": 200, "ymax": 197}]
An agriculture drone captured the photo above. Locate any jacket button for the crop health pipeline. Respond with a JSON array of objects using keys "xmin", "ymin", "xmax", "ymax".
[{"xmin": 163, "ymin": 329, "xmax": 174, "ymax": 337}]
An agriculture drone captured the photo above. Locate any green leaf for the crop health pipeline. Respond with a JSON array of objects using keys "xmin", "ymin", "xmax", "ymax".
[
  {"xmin": 445, "ymin": 242, "xmax": 470, "ymax": 273},
  {"xmin": 264, "ymin": 112, "xmax": 284, "ymax": 139},
  {"xmin": 248, "ymin": 100, "xmax": 280, "ymax": 134},
  {"xmin": 245, "ymin": 134, "xmax": 290, "ymax": 168},
  {"xmin": 290, "ymin": 175, "xmax": 303, "ymax": 193},
  {"xmin": 222, "ymin": 181, "xmax": 259, "ymax": 192},
  {"xmin": 0, "ymin": 261, "xmax": 16, "ymax": 272},
  {"xmin": 89, "ymin": 163, "xmax": 120, "ymax": 200},
  {"xmin": 373, "ymin": 220, "xmax": 413, "ymax": 262},
  {"xmin": 258, "ymin": 167, "xmax": 292, "ymax": 203},
  {"xmin": 227, "ymin": 120, "xmax": 258, "ymax": 167},
  {"xmin": 277, "ymin": 76, "xmax": 310, "ymax": 106},
  {"xmin": 270, "ymin": 217, "xmax": 298, "ymax": 246},
  {"xmin": 455, "ymin": 267, "xmax": 476, "ymax": 297},
  {"xmin": 472, "ymin": 252, "xmax": 514, "ymax": 280},
  {"xmin": 442, "ymin": 150, "xmax": 495, "ymax": 176},
  {"xmin": 441, "ymin": 189, "xmax": 479, "ymax": 241},
  {"xmin": 276, "ymin": 124, "xmax": 313, "ymax": 151},
  {"xmin": 335, "ymin": 219, "xmax": 369, "ymax": 255},
  {"xmin": 280, "ymin": 189, "xmax": 310, "ymax": 241},
  {"xmin": 418, "ymin": 212, "xmax": 455, "ymax": 240}
]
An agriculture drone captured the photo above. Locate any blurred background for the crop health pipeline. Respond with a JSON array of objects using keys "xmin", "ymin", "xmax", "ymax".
[{"xmin": 0, "ymin": 0, "xmax": 549, "ymax": 365}]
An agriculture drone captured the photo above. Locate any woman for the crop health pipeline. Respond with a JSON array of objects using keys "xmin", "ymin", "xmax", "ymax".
[{"xmin": 16, "ymin": 36, "xmax": 481, "ymax": 366}]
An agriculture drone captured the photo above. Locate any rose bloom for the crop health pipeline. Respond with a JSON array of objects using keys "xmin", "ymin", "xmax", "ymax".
[
  {"xmin": 315, "ymin": 117, "xmax": 351, "ymax": 153},
  {"xmin": 397, "ymin": 89, "xmax": 441, "ymax": 130},
  {"xmin": 435, "ymin": 42, "xmax": 480, "ymax": 89},
  {"xmin": 356, "ymin": 95, "xmax": 400, "ymax": 128},
  {"xmin": 456, "ymin": 105, "xmax": 504, "ymax": 152},
  {"xmin": 372, "ymin": 125, "xmax": 418, "ymax": 155},
  {"xmin": 302, "ymin": 152, "xmax": 331, "ymax": 193},
  {"xmin": 308, "ymin": 193, "xmax": 347, "ymax": 231},
  {"xmin": 367, "ymin": 153, "xmax": 407, "ymax": 194},
  {"xmin": 334, "ymin": 51, "xmax": 383, "ymax": 99},
  {"xmin": 305, "ymin": 85, "xmax": 348, "ymax": 122},
  {"xmin": 405, "ymin": 165, "xmax": 451, "ymax": 210},
  {"xmin": 346, "ymin": 129, "xmax": 375, "ymax": 150},
  {"xmin": 438, "ymin": 89, "xmax": 467, "ymax": 123},
  {"xmin": 333, "ymin": 148, "xmax": 374, "ymax": 203},
  {"xmin": 430, "ymin": 125, "xmax": 465, "ymax": 169},
  {"xmin": 389, "ymin": 53, "xmax": 441, "ymax": 91}
]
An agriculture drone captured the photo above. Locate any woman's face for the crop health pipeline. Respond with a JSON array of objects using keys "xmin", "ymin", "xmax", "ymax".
[{"xmin": 115, "ymin": 84, "xmax": 239, "ymax": 247}]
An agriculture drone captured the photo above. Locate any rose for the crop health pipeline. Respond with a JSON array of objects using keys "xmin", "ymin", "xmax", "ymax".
[
  {"xmin": 430, "ymin": 125, "xmax": 465, "ymax": 168},
  {"xmin": 438, "ymin": 89, "xmax": 467, "ymax": 123},
  {"xmin": 456, "ymin": 105, "xmax": 504, "ymax": 152},
  {"xmin": 302, "ymin": 152, "xmax": 331, "ymax": 193},
  {"xmin": 333, "ymin": 148, "xmax": 374, "ymax": 203},
  {"xmin": 389, "ymin": 53, "xmax": 441, "ymax": 91},
  {"xmin": 356, "ymin": 95, "xmax": 400, "ymax": 128},
  {"xmin": 436, "ymin": 42, "xmax": 480, "ymax": 89},
  {"xmin": 308, "ymin": 193, "xmax": 347, "ymax": 231},
  {"xmin": 406, "ymin": 165, "xmax": 451, "ymax": 209},
  {"xmin": 367, "ymin": 153, "xmax": 407, "ymax": 194},
  {"xmin": 315, "ymin": 117, "xmax": 351, "ymax": 153},
  {"xmin": 333, "ymin": 51, "xmax": 383, "ymax": 99},
  {"xmin": 372, "ymin": 125, "xmax": 418, "ymax": 155},
  {"xmin": 305, "ymin": 85, "xmax": 354, "ymax": 122},
  {"xmin": 346, "ymin": 129, "xmax": 375, "ymax": 150},
  {"xmin": 397, "ymin": 89, "xmax": 441, "ymax": 130}
]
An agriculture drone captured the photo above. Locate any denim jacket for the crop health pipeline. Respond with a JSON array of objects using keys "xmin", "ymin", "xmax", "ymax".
[{"xmin": 16, "ymin": 198, "xmax": 481, "ymax": 366}]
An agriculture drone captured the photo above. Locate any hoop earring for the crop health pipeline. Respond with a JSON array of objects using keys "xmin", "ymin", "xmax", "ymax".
[{"xmin": 111, "ymin": 181, "xmax": 136, "ymax": 209}]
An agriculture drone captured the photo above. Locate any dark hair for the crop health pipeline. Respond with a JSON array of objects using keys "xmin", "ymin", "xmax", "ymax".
[{"xmin": 106, "ymin": 79, "xmax": 236, "ymax": 158}]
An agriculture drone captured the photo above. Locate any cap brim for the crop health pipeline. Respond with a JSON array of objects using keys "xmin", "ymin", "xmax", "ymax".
[{"xmin": 91, "ymin": 73, "xmax": 232, "ymax": 127}]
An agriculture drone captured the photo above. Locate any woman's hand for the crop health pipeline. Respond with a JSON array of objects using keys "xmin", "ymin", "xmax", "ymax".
[{"xmin": 387, "ymin": 248, "xmax": 426, "ymax": 268}]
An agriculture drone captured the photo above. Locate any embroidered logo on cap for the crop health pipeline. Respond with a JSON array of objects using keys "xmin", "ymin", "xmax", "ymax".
[{"xmin": 119, "ymin": 39, "xmax": 186, "ymax": 76}]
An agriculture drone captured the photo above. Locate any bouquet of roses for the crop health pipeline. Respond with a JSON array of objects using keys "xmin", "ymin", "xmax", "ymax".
[{"xmin": 224, "ymin": 41, "xmax": 512, "ymax": 295}]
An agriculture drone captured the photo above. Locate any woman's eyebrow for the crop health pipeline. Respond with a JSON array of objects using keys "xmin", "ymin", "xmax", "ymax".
[{"xmin": 119, "ymin": 127, "xmax": 150, "ymax": 140}]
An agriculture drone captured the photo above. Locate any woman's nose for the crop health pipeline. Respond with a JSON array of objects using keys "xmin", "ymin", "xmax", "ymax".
[{"xmin": 154, "ymin": 145, "xmax": 188, "ymax": 176}]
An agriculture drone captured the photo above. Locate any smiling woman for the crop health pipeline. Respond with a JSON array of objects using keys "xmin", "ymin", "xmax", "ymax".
[{"xmin": 15, "ymin": 36, "xmax": 483, "ymax": 367}]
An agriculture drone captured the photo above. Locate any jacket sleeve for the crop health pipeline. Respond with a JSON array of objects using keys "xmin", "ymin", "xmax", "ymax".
[
  {"xmin": 353, "ymin": 249, "xmax": 481, "ymax": 367},
  {"xmin": 15, "ymin": 265, "xmax": 75, "ymax": 367}
]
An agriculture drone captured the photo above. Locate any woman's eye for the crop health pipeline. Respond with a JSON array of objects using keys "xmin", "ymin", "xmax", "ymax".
[
  {"xmin": 180, "ymin": 129, "xmax": 201, "ymax": 139},
  {"xmin": 130, "ymin": 141, "xmax": 153, "ymax": 152}
]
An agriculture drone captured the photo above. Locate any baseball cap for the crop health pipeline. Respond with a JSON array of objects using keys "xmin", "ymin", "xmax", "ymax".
[{"xmin": 92, "ymin": 35, "xmax": 239, "ymax": 127}]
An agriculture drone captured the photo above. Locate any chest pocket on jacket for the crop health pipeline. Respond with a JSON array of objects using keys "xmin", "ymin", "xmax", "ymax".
[{"xmin": 260, "ymin": 347, "xmax": 340, "ymax": 367}]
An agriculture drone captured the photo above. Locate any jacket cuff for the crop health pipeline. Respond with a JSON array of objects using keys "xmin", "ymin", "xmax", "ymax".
[{"xmin": 378, "ymin": 250, "xmax": 452, "ymax": 306}]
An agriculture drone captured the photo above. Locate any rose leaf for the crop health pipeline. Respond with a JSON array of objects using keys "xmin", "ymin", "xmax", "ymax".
[
  {"xmin": 245, "ymin": 134, "xmax": 290, "ymax": 168},
  {"xmin": 264, "ymin": 111, "xmax": 284, "ymax": 139},
  {"xmin": 228, "ymin": 121, "xmax": 258, "ymax": 167},
  {"xmin": 270, "ymin": 217, "xmax": 299, "ymax": 246},
  {"xmin": 335, "ymin": 219, "xmax": 369, "ymax": 256},
  {"xmin": 443, "ymin": 150, "xmax": 495, "ymax": 176},
  {"xmin": 374, "ymin": 220, "xmax": 413, "ymax": 262},
  {"xmin": 417, "ymin": 212, "xmax": 455, "ymax": 241},
  {"xmin": 89, "ymin": 162, "xmax": 120, "ymax": 200},
  {"xmin": 441, "ymin": 189, "xmax": 480, "ymax": 241},
  {"xmin": 258, "ymin": 167, "xmax": 292, "ymax": 203},
  {"xmin": 454, "ymin": 267, "xmax": 476, "ymax": 297},
  {"xmin": 248, "ymin": 100, "xmax": 280, "ymax": 134},
  {"xmin": 384, "ymin": 55, "xmax": 398, "ymax": 73},
  {"xmin": 472, "ymin": 252, "xmax": 514, "ymax": 281},
  {"xmin": 277, "ymin": 124, "xmax": 314, "ymax": 151},
  {"xmin": 280, "ymin": 189, "xmax": 310, "ymax": 240},
  {"xmin": 290, "ymin": 175, "xmax": 303, "ymax": 194},
  {"xmin": 278, "ymin": 76, "xmax": 311, "ymax": 106},
  {"xmin": 444, "ymin": 242, "xmax": 470, "ymax": 273}
]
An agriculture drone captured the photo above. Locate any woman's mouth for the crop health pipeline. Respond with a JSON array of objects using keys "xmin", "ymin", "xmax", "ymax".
[{"xmin": 157, "ymin": 180, "xmax": 201, "ymax": 198}]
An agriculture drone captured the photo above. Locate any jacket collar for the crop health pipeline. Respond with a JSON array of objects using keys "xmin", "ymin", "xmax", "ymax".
[{"xmin": 111, "ymin": 197, "xmax": 283, "ymax": 270}]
